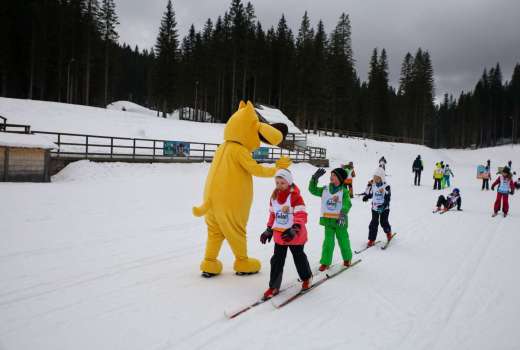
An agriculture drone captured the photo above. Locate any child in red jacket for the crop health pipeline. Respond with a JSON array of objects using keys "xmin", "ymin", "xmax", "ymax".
[
  {"xmin": 260, "ymin": 169, "xmax": 312, "ymax": 299},
  {"xmin": 491, "ymin": 166, "xmax": 515, "ymax": 217}
]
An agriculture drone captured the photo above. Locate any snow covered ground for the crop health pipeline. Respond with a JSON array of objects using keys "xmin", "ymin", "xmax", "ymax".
[{"xmin": 1, "ymin": 125, "xmax": 519, "ymax": 349}]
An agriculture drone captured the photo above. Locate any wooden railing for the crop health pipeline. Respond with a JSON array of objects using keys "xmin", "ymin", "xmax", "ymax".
[
  {"xmin": 305, "ymin": 128, "xmax": 428, "ymax": 145},
  {"xmin": 0, "ymin": 116, "xmax": 31, "ymax": 134},
  {"xmin": 29, "ymin": 131, "xmax": 326, "ymax": 163}
]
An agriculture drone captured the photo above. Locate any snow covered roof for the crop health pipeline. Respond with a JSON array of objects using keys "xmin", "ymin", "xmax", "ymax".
[
  {"xmin": 255, "ymin": 104, "xmax": 302, "ymax": 134},
  {"xmin": 0, "ymin": 132, "xmax": 56, "ymax": 149}
]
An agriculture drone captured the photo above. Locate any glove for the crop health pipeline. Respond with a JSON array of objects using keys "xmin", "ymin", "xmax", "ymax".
[
  {"xmin": 337, "ymin": 212, "xmax": 347, "ymax": 226},
  {"xmin": 281, "ymin": 224, "xmax": 300, "ymax": 242},
  {"xmin": 312, "ymin": 168, "xmax": 326, "ymax": 181},
  {"xmin": 276, "ymin": 156, "xmax": 292, "ymax": 169},
  {"xmin": 260, "ymin": 227, "xmax": 273, "ymax": 244},
  {"xmin": 362, "ymin": 195, "xmax": 369, "ymax": 202}
]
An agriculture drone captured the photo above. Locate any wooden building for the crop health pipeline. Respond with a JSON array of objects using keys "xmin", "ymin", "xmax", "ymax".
[{"xmin": 0, "ymin": 133, "xmax": 55, "ymax": 182}]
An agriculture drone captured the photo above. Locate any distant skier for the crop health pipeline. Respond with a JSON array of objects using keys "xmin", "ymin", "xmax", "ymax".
[
  {"xmin": 481, "ymin": 160, "xmax": 491, "ymax": 191},
  {"xmin": 491, "ymin": 166, "xmax": 515, "ymax": 217},
  {"xmin": 260, "ymin": 169, "xmax": 312, "ymax": 300},
  {"xmin": 379, "ymin": 156, "xmax": 387, "ymax": 170},
  {"xmin": 433, "ymin": 163, "xmax": 443, "ymax": 190},
  {"xmin": 412, "ymin": 155, "xmax": 424, "ymax": 186},
  {"xmin": 443, "ymin": 164, "xmax": 454, "ymax": 188},
  {"xmin": 342, "ymin": 162, "xmax": 356, "ymax": 198},
  {"xmin": 433, "ymin": 188, "xmax": 462, "ymax": 213},
  {"xmin": 362, "ymin": 167, "xmax": 394, "ymax": 247},
  {"xmin": 309, "ymin": 167, "xmax": 353, "ymax": 271}
]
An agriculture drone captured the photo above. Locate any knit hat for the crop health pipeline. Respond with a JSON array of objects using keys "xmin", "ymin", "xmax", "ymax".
[
  {"xmin": 373, "ymin": 167, "xmax": 386, "ymax": 181},
  {"xmin": 275, "ymin": 168, "xmax": 293, "ymax": 185},
  {"xmin": 332, "ymin": 167, "xmax": 348, "ymax": 184}
]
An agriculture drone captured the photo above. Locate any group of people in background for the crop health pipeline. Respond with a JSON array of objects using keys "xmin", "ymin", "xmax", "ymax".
[{"xmin": 432, "ymin": 161, "xmax": 454, "ymax": 190}]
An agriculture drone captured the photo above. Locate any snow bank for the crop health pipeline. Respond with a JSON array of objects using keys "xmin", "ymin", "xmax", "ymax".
[{"xmin": 0, "ymin": 132, "xmax": 55, "ymax": 149}]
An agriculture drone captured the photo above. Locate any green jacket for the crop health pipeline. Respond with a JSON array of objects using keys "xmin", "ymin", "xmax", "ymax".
[{"xmin": 308, "ymin": 178, "xmax": 352, "ymax": 227}]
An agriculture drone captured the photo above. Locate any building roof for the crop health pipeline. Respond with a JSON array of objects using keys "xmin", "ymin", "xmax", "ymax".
[{"xmin": 0, "ymin": 132, "xmax": 56, "ymax": 150}]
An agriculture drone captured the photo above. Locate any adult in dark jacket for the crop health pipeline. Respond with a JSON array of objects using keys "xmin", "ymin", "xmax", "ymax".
[{"xmin": 412, "ymin": 155, "xmax": 424, "ymax": 186}]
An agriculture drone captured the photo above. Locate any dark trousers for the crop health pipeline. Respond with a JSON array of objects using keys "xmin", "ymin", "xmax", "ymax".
[
  {"xmin": 433, "ymin": 178, "xmax": 441, "ymax": 190},
  {"xmin": 482, "ymin": 179, "xmax": 489, "ymax": 190},
  {"xmin": 436, "ymin": 195, "xmax": 451, "ymax": 210},
  {"xmin": 368, "ymin": 209, "xmax": 392, "ymax": 241},
  {"xmin": 269, "ymin": 244, "xmax": 312, "ymax": 289},
  {"xmin": 414, "ymin": 171, "xmax": 422, "ymax": 186}
]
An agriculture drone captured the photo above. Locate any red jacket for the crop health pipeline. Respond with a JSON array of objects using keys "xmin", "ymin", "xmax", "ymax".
[{"xmin": 267, "ymin": 184, "xmax": 308, "ymax": 245}]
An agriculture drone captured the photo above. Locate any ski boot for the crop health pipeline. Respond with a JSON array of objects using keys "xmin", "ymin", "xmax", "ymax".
[
  {"xmin": 343, "ymin": 260, "xmax": 352, "ymax": 267},
  {"xmin": 263, "ymin": 288, "xmax": 279, "ymax": 300},
  {"xmin": 301, "ymin": 278, "xmax": 312, "ymax": 290},
  {"xmin": 367, "ymin": 240, "xmax": 376, "ymax": 248},
  {"xmin": 318, "ymin": 264, "xmax": 329, "ymax": 272}
]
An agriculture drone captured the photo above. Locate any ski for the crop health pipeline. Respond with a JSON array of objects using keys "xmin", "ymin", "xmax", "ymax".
[
  {"xmin": 271, "ymin": 260, "xmax": 362, "ymax": 309},
  {"xmin": 354, "ymin": 240, "xmax": 381, "ymax": 254},
  {"xmin": 225, "ymin": 265, "xmax": 325, "ymax": 319},
  {"xmin": 381, "ymin": 232, "xmax": 397, "ymax": 250}
]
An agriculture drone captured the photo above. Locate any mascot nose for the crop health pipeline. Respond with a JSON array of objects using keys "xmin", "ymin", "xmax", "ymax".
[{"xmin": 259, "ymin": 123, "xmax": 288, "ymax": 146}]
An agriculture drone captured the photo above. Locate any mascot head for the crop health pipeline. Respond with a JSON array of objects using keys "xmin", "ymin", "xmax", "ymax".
[{"xmin": 224, "ymin": 101, "xmax": 288, "ymax": 151}]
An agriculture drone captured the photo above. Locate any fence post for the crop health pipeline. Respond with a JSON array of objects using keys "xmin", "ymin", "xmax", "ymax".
[
  {"xmin": 110, "ymin": 138, "xmax": 113, "ymax": 159},
  {"xmin": 57, "ymin": 134, "xmax": 61, "ymax": 157},
  {"xmin": 85, "ymin": 135, "xmax": 89, "ymax": 159},
  {"xmin": 153, "ymin": 140, "xmax": 156, "ymax": 160},
  {"xmin": 203, "ymin": 143, "xmax": 206, "ymax": 162},
  {"xmin": 133, "ymin": 139, "xmax": 136, "ymax": 159}
]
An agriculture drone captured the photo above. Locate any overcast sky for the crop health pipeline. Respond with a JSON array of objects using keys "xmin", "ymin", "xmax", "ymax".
[{"xmin": 115, "ymin": 0, "xmax": 520, "ymax": 101}]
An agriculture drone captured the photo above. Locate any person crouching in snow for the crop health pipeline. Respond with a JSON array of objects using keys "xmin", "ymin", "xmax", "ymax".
[
  {"xmin": 491, "ymin": 166, "xmax": 515, "ymax": 217},
  {"xmin": 434, "ymin": 188, "xmax": 462, "ymax": 213},
  {"xmin": 362, "ymin": 168, "xmax": 394, "ymax": 247},
  {"xmin": 260, "ymin": 169, "xmax": 312, "ymax": 300},
  {"xmin": 309, "ymin": 167, "xmax": 353, "ymax": 272}
]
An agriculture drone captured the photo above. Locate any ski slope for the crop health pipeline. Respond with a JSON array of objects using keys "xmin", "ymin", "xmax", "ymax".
[{"xmin": 1, "ymin": 99, "xmax": 520, "ymax": 350}]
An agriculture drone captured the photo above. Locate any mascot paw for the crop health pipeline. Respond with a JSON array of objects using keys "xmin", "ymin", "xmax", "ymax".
[
  {"xmin": 200, "ymin": 259, "xmax": 223, "ymax": 275},
  {"xmin": 234, "ymin": 257, "xmax": 261, "ymax": 273},
  {"xmin": 276, "ymin": 156, "xmax": 292, "ymax": 169}
]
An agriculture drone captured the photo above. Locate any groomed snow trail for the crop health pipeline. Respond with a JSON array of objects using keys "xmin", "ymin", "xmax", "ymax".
[{"xmin": 1, "ymin": 137, "xmax": 519, "ymax": 350}]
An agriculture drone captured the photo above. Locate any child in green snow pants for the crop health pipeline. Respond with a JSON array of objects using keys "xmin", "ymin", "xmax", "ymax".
[{"xmin": 309, "ymin": 168, "xmax": 353, "ymax": 269}]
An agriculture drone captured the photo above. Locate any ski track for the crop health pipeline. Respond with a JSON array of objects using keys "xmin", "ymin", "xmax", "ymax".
[{"xmin": 1, "ymin": 134, "xmax": 519, "ymax": 349}]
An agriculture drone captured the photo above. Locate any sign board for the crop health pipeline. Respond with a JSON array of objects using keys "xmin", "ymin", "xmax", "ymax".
[
  {"xmin": 476, "ymin": 165, "xmax": 489, "ymax": 179},
  {"xmin": 253, "ymin": 147, "xmax": 269, "ymax": 160},
  {"xmin": 164, "ymin": 141, "xmax": 190, "ymax": 157}
]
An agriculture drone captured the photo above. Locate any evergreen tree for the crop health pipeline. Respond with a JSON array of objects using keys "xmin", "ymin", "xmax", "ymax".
[
  {"xmin": 154, "ymin": 0, "xmax": 179, "ymax": 117},
  {"xmin": 99, "ymin": 0, "xmax": 119, "ymax": 106}
]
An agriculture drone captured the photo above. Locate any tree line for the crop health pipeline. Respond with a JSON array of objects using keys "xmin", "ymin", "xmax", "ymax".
[{"xmin": 1, "ymin": 0, "xmax": 518, "ymax": 148}]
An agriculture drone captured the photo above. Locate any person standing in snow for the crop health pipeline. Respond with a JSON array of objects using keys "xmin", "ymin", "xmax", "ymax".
[
  {"xmin": 308, "ymin": 167, "xmax": 353, "ymax": 271},
  {"xmin": 433, "ymin": 188, "xmax": 462, "ymax": 213},
  {"xmin": 379, "ymin": 156, "xmax": 387, "ymax": 170},
  {"xmin": 342, "ymin": 162, "xmax": 356, "ymax": 198},
  {"xmin": 443, "ymin": 164, "xmax": 454, "ymax": 188},
  {"xmin": 491, "ymin": 166, "xmax": 515, "ymax": 217},
  {"xmin": 260, "ymin": 169, "xmax": 312, "ymax": 299},
  {"xmin": 362, "ymin": 168, "xmax": 394, "ymax": 247},
  {"xmin": 433, "ymin": 162, "xmax": 443, "ymax": 190},
  {"xmin": 412, "ymin": 155, "xmax": 424, "ymax": 186},
  {"xmin": 482, "ymin": 160, "xmax": 492, "ymax": 191}
]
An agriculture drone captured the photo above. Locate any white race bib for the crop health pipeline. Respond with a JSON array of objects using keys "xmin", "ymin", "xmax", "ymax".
[
  {"xmin": 321, "ymin": 187, "xmax": 343, "ymax": 218},
  {"xmin": 272, "ymin": 194, "xmax": 293, "ymax": 231}
]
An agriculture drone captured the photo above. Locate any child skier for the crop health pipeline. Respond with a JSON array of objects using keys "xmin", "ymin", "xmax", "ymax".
[
  {"xmin": 443, "ymin": 164, "xmax": 454, "ymax": 188},
  {"xmin": 309, "ymin": 167, "xmax": 353, "ymax": 271},
  {"xmin": 342, "ymin": 162, "xmax": 356, "ymax": 198},
  {"xmin": 379, "ymin": 156, "xmax": 387, "ymax": 170},
  {"xmin": 260, "ymin": 169, "xmax": 312, "ymax": 299},
  {"xmin": 433, "ymin": 163, "xmax": 443, "ymax": 190},
  {"xmin": 481, "ymin": 160, "xmax": 492, "ymax": 191},
  {"xmin": 491, "ymin": 166, "xmax": 515, "ymax": 217},
  {"xmin": 362, "ymin": 167, "xmax": 394, "ymax": 247},
  {"xmin": 412, "ymin": 155, "xmax": 424, "ymax": 186},
  {"xmin": 433, "ymin": 188, "xmax": 462, "ymax": 213}
]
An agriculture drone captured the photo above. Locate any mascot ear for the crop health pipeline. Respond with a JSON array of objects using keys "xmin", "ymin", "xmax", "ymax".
[
  {"xmin": 238, "ymin": 101, "xmax": 246, "ymax": 110},
  {"xmin": 259, "ymin": 123, "xmax": 288, "ymax": 145}
]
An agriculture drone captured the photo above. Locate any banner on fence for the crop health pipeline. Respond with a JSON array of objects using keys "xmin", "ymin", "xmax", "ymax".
[
  {"xmin": 164, "ymin": 141, "xmax": 190, "ymax": 157},
  {"xmin": 253, "ymin": 147, "xmax": 269, "ymax": 160}
]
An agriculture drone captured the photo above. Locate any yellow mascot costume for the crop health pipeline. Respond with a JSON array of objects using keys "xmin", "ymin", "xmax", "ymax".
[{"xmin": 193, "ymin": 100, "xmax": 292, "ymax": 276}]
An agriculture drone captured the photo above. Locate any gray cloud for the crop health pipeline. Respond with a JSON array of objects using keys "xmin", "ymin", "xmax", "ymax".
[{"xmin": 115, "ymin": 0, "xmax": 520, "ymax": 101}]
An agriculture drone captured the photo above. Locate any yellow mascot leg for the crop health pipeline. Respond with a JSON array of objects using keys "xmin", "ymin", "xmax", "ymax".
[
  {"xmin": 217, "ymin": 215, "xmax": 261, "ymax": 273},
  {"xmin": 200, "ymin": 211, "xmax": 224, "ymax": 275}
]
